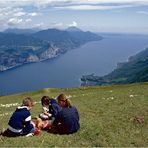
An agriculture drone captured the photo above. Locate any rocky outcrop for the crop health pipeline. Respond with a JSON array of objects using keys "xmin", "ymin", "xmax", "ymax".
[
  {"xmin": 0, "ymin": 48, "xmax": 58, "ymax": 72},
  {"xmin": 27, "ymin": 55, "xmax": 39, "ymax": 62},
  {"xmin": 39, "ymin": 46, "xmax": 59, "ymax": 60},
  {"xmin": 0, "ymin": 65, "xmax": 7, "ymax": 71}
]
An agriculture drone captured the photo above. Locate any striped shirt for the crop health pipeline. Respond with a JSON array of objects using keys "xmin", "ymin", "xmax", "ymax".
[{"xmin": 8, "ymin": 106, "xmax": 33, "ymax": 134}]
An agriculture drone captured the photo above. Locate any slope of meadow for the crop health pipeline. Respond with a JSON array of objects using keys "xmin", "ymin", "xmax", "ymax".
[{"xmin": 0, "ymin": 83, "xmax": 148, "ymax": 147}]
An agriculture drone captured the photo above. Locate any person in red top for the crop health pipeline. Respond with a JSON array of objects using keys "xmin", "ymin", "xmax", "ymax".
[{"xmin": 32, "ymin": 95, "xmax": 62, "ymax": 135}]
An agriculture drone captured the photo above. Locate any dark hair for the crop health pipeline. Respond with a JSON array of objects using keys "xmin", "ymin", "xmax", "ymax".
[
  {"xmin": 22, "ymin": 97, "xmax": 33, "ymax": 107},
  {"xmin": 41, "ymin": 96, "xmax": 51, "ymax": 106}
]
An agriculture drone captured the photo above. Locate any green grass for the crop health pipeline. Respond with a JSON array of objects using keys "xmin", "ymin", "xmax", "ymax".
[{"xmin": 0, "ymin": 83, "xmax": 148, "ymax": 147}]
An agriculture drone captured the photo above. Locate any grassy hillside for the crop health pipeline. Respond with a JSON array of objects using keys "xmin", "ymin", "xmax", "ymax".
[{"xmin": 0, "ymin": 83, "xmax": 148, "ymax": 147}]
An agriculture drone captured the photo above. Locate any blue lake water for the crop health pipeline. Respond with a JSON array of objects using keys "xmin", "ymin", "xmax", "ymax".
[{"xmin": 0, "ymin": 34, "xmax": 148, "ymax": 95}]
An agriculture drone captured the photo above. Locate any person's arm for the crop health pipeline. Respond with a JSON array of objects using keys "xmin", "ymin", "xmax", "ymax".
[
  {"xmin": 42, "ymin": 106, "xmax": 49, "ymax": 112},
  {"xmin": 52, "ymin": 104, "xmax": 61, "ymax": 118},
  {"xmin": 23, "ymin": 113, "xmax": 34, "ymax": 134},
  {"xmin": 52, "ymin": 111, "xmax": 62, "ymax": 126},
  {"xmin": 39, "ymin": 112, "xmax": 51, "ymax": 120}
]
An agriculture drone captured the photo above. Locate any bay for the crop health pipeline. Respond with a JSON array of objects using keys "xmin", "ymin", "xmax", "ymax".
[{"xmin": 0, "ymin": 34, "xmax": 148, "ymax": 95}]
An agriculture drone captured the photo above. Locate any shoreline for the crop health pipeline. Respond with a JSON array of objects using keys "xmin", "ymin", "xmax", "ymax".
[
  {"xmin": 0, "ymin": 54, "xmax": 59, "ymax": 73},
  {"xmin": 0, "ymin": 39, "xmax": 102, "ymax": 73}
]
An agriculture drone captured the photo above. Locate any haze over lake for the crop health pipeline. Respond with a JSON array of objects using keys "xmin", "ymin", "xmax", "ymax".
[{"xmin": 0, "ymin": 34, "xmax": 148, "ymax": 96}]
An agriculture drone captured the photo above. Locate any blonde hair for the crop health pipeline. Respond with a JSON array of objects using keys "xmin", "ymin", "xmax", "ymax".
[
  {"xmin": 57, "ymin": 93, "xmax": 72, "ymax": 108},
  {"xmin": 22, "ymin": 97, "xmax": 33, "ymax": 107}
]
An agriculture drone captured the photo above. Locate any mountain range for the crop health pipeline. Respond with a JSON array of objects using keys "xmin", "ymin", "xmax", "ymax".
[
  {"xmin": 81, "ymin": 48, "xmax": 148, "ymax": 85},
  {"xmin": 0, "ymin": 27, "xmax": 102, "ymax": 71},
  {"xmin": 3, "ymin": 28, "xmax": 40, "ymax": 34}
]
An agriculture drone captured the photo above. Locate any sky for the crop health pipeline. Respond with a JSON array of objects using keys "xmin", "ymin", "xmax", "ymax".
[{"xmin": 0, "ymin": 0, "xmax": 148, "ymax": 34}]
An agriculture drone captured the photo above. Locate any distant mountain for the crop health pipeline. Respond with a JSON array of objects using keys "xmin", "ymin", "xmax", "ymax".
[
  {"xmin": 66, "ymin": 27, "xmax": 82, "ymax": 32},
  {"xmin": 81, "ymin": 48, "xmax": 148, "ymax": 85},
  {"xmin": 3, "ymin": 28, "xmax": 40, "ymax": 34},
  {"xmin": 66, "ymin": 27, "xmax": 103, "ymax": 44},
  {"xmin": 69, "ymin": 30, "xmax": 102, "ymax": 44},
  {"xmin": 0, "ymin": 28, "xmax": 102, "ymax": 71},
  {"xmin": 33, "ymin": 28, "xmax": 102, "ymax": 53},
  {"xmin": 33, "ymin": 28, "xmax": 76, "ymax": 44},
  {"xmin": 0, "ymin": 32, "xmax": 44, "ymax": 46}
]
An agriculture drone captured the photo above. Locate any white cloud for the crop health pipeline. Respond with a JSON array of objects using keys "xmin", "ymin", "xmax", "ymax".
[
  {"xmin": 0, "ymin": 7, "xmax": 11, "ymax": 13},
  {"xmin": 69, "ymin": 0, "xmax": 148, "ymax": 4},
  {"xmin": 66, "ymin": 0, "xmax": 148, "ymax": 6},
  {"xmin": 35, "ymin": 22, "xmax": 44, "ymax": 27},
  {"xmin": 7, "ymin": 18, "xmax": 33, "ymax": 28},
  {"xmin": 28, "ymin": 12, "xmax": 39, "ymax": 16},
  {"xmin": 25, "ymin": 19, "xmax": 32, "ymax": 22},
  {"xmin": 48, "ymin": 21, "xmax": 78, "ymax": 29},
  {"xmin": 0, "ymin": 0, "xmax": 148, "ymax": 31},
  {"xmin": 8, "ymin": 18, "xmax": 23, "ymax": 25},
  {"xmin": 0, "ymin": 7, "xmax": 23, "ymax": 18},
  {"xmin": 68, "ymin": 21, "xmax": 77, "ymax": 27},
  {"xmin": 1, "ymin": 0, "xmax": 148, "ymax": 10},
  {"xmin": 0, "ymin": 5, "xmax": 40, "ymax": 30},
  {"xmin": 14, "ymin": 12, "xmax": 26, "ymax": 17},
  {"xmin": 0, "ymin": 0, "xmax": 148, "ymax": 14},
  {"xmin": 56, "ymin": 4, "xmax": 133, "ymax": 10},
  {"xmin": 12, "ymin": 8, "xmax": 24, "ymax": 13}
]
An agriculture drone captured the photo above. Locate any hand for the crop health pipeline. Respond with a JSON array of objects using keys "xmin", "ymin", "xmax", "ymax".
[{"xmin": 44, "ymin": 112, "xmax": 49, "ymax": 115}]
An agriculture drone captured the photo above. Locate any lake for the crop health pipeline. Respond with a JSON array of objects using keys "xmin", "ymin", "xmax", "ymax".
[{"xmin": 0, "ymin": 34, "xmax": 148, "ymax": 96}]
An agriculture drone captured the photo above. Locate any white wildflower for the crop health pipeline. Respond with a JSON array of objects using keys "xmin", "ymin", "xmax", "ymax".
[
  {"xmin": 0, "ymin": 103, "xmax": 20, "ymax": 108},
  {"xmin": 110, "ymin": 97, "xmax": 114, "ymax": 100},
  {"xmin": 34, "ymin": 101, "xmax": 40, "ymax": 104},
  {"xmin": 0, "ymin": 112, "xmax": 12, "ymax": 117},
  {"xmin": 0, "ymin": 104, "xmax": 5, "ymax": 107},
  {"xmin": 67, "ymin": 95, "xmax": 72, "ymax": 98}
]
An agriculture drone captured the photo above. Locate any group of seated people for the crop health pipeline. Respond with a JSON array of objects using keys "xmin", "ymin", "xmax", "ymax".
[{"xmin": 2, "ymin": 93, "xmax": 80, "ymax": 137}]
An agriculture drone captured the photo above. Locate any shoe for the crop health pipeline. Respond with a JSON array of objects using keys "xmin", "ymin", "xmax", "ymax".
[{"xmin": 25, "ymin": 133, "xmax": 34, "ymax": 137}]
